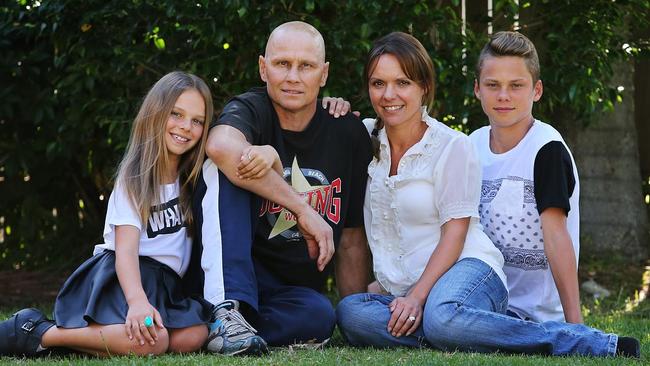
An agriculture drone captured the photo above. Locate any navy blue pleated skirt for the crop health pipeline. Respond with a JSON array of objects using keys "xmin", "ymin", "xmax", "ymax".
[{"xmin": 54, "ymin": 250, "xmax": 212, "ymax": 329}]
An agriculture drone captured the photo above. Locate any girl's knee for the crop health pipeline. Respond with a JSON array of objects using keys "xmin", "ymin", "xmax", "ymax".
[
  {"xmin": 168, "ymin": 325, "xmax": 208, "ymax": 353},
  {"xmin": 129, "ymin": 343, "xmax": 167, "ymax": 356},
  {"xmin": 122, "ymin": 328, "xmax": 170, "ymax": 356}
]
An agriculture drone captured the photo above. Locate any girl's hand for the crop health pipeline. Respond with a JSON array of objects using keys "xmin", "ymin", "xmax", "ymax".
[
  {"xmin": 321, "ymin": 97, "xmax": 360, "ymax": 118},
  {"xmin": 237, "ymin": 145, "xmax": 282, "ymax": 179},
  {"xmin": 387, "ymin": 296, "xmax": 423, "ymax": 338},
  {"xmin": 124, "ymin": 298, "xmax": 164, "ymax": 346}
]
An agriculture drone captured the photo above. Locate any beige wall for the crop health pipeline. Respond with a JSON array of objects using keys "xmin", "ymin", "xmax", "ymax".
[{"xmin": 572, "ymin": 61, "xmax": 649, "ymax": 260}]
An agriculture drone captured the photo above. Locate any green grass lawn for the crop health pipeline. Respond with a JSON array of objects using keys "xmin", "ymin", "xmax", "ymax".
[{"xmin": 1, "ymin": 292, "xmax": 648, "ymax": 366}]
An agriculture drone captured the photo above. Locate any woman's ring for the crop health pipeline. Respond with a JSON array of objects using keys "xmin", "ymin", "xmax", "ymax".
[
  {"xmin": 143, "ymin": 316, "xmax": 153, "ymax": 327},
  {"xmin": 408, "ymin": 315, "xmax": 416, "ymax": 322}
]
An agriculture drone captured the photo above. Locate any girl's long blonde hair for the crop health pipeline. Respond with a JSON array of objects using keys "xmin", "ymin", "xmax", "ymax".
[{"xmin": 115, "ymin": 71, "xmax": 212, "ymax": 236}]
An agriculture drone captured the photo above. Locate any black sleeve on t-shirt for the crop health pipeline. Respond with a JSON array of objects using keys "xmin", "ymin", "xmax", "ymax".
[
  {"xmin": 533, "ymin": 140, "xmax": 576, "ymax": 216},
  {"xmin": 343, "ymin": 117, "xmax": 373, "ymax": 228},
  {"xmin": 211, "ymin": 88, "xmax": 271, "ymax": 145}
]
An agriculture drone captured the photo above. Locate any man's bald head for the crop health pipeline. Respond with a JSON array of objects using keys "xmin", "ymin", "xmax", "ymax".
[
  {"xmin": 265, "ymin": 21, "xmax": 326, "ymax": 62},
  {"xmin": 258, "ymin": 21, "xmax": 329, "ymax": 122}
]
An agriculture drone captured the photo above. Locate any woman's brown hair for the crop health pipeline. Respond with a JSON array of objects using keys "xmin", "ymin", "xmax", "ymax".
[{"xmin": 365, "ymin": 32, "xmax": 436, "ymax": 159}]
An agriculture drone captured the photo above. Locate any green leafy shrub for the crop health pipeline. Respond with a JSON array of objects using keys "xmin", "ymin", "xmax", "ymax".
[{"xmin": 0, "ymin": 0, "xmax": 648, "ymax": 270}]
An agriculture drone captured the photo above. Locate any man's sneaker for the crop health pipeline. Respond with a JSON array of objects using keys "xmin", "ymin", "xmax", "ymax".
[
  {"xmin": 205, "ymin": 300, "xmax": 268, "ymax": 356},
  {"xmin": 0, "ymin": 308, "xmax": 55, "ymax": 357}
]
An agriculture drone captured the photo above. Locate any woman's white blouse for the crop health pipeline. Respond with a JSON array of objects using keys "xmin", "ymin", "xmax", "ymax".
[{"xmin": 363, "ymin": 112, "xmax": 506, "ymax": 297}]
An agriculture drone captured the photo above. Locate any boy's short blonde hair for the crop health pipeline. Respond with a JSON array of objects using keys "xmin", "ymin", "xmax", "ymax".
[{"xmin": 476, "ymin": 31, "xmax": 540, "ymax": 83}]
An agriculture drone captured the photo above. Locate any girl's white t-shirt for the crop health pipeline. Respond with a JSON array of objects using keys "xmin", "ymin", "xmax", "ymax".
[{"xmin": 93, "ymin": 180, "xmax": 192, "ymax": 277}]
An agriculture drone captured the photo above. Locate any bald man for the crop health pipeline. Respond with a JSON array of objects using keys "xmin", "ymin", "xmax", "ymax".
[{"xmin": 189, "ymin": 21, "xmax": 372, "ymax": 355}]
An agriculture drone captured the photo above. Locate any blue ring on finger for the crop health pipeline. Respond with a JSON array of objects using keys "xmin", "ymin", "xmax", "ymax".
[{"xmin": 144, "ymin": 316, "xmax": 153, "ymax": 327}]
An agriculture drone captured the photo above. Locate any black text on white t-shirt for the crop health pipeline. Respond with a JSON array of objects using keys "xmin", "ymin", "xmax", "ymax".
[{"xmin": 147, "ymin": 197, "xmax": 184, "ymax": 238}]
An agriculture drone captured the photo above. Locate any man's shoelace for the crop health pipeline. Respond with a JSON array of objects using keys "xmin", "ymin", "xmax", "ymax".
[{"xmin": 217, "ymin": 309, "xmax": 258, "ymax": 336}]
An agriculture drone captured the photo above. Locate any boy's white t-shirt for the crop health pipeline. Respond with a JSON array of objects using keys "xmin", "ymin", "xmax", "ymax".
[
  {"xmin": 469, "ymin": 120, "xmax": 580, "ymax": 322},
  {"xmin": 93, "ymin": 179, "xmax": 192, "ymax": 277}
]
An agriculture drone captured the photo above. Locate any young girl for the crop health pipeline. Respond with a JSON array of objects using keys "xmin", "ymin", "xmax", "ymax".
[{"xmin": 0, "ymin": 71, "xmax": 214, "ymax": 357}]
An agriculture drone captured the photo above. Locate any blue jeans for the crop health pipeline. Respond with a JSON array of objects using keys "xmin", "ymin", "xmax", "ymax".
[
  {"xmin": 337, "ymin": 258, "xmax": 618, "ymax": 356},
  {"xmin": 252, "ymin": 257, "xmax": 335, "ymax": 346}
]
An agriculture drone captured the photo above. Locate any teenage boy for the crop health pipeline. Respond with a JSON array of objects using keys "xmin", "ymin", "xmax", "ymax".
[
  {"xmin": 469, "ymin": 30, "xmax": 582, "ymax": 324},
  {"xmin": 469, "ymin": 32, "xmax": 639, "ymax": 357}
]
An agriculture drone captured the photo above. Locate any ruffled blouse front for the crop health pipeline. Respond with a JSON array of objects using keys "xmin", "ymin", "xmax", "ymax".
[{"xmin": 363, "ymin": 111, "xmax": 506, "ymax": 296}]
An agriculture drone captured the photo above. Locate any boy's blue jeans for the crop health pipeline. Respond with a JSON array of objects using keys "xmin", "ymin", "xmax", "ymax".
[{"xmin": 336, "ymin": 258, "xmax": 617, "ymax": 356}]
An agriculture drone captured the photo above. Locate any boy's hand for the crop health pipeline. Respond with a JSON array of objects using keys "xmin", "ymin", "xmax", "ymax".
[
  {"xmin": 124, "ymin": 298, "xmax": 164, "ymax": 346},
  {"xmin": 322, "ymin": 97, "xmax": 360, "ymax": 118},
  {"xmin": 237, "ymin": 145, "xmax": 282, "ymax": 179}
]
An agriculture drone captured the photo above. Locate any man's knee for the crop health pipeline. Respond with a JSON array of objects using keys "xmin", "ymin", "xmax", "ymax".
[
  {"xmin": 306, "ymin": 291, "xmax": 336, "ymax": 333},
  {"xmin": 287, "ymin": 290, "xmax": 335, "ymax": 342},
  {"xmin": 258, "ymin": 288, "xmax": 335, "ymax": 345}
]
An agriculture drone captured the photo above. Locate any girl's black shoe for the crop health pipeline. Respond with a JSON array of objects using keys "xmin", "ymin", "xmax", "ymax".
[{"xmin": 0, "ymin": 308, "xmax": 55, "ymax": 357}]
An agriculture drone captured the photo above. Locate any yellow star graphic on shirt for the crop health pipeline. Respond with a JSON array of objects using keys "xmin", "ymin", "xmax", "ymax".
[{"xmin": 268, "ymin": 156, "xmax": 328, "ymax": 239}]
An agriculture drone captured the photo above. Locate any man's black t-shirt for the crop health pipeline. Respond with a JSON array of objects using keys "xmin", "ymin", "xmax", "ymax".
[{"xmin": 215, "ymin": 87, "xmax": 372, "ymax": 291}]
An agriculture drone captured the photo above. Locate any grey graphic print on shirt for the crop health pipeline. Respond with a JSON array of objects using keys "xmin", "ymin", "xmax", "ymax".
[{"xmin": 479, "ymin": 176, "xmax": 548, "ymax": 271}]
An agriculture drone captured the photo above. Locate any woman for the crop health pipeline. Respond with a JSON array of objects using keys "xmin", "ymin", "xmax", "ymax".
[{"xmin": 335, "ymin": 32, "xmax": 636, "ymax": 358}]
